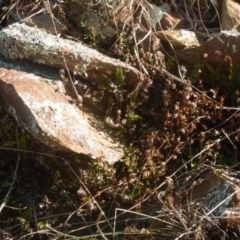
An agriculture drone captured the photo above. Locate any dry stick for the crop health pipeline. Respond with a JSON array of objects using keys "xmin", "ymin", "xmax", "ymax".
[
  {"xmin": 67, "ymin": 164, "xmax": 116, "ymax": 239},
  {"xmin": 96, "ymin": 211, "xmax": 109, "ymax": 240},
  {"xmin": 0, "ymin": 145, "xmax": 115, "ymax": 237},
  {"xmin": 0, "ymin": 147, "xmax": 68, "ymax": 164},
  {"xmin": 204, "ymin": 109, "xmax": 240, "ymax": 134},
  {"xmin": 222, "ymin": 129, "xmax": 236, "ymax": 149},
  {"xmin": 65, "ymin": 186, "xmax": 112, "ymax": 226},
  {"xmin": 47, "ymin": 223, "xmax": 127, "ymax": 239},
  {"xmin": 174, "ymin": 188, "xmax": 240, "ymax": 240},
  {"xmin": 112, "ymin": 64, "xmax": 234, "ymax": 233},
  {"xmin": 113, "ymin": 128, "xmax": 240, "ymax": 236},
  {"xmin": 113, "ymin": 208, "xmax": 177, "ymax": 240},
  {"xmin": 44, "ymin": 0, "xmax": 83, "ymax": 106},
  {"xmin": 0, "ymin": 127, "xmax": 20, "ymax": 213},
  {"xmin": 19, "ymin": 230, "xmax": 52, "ymax": 240},
  {"xmin": 46, "ymin": 224, "xmax": 81, "ymax": 239},
  {"xmin": 158, "ymin": 65, "xmax": 221, "ymax": 105}
]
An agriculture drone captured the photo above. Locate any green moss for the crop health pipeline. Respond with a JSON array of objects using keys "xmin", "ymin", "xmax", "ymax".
[
  {"xmin": 115, "ymin": 67, "xmax": 125, "ymax": 87},
  {"xmin": 125, "ymin": 112, "xmax": 142, "ymax": 126}
]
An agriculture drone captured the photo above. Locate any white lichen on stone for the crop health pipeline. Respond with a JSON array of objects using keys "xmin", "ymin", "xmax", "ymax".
[
  {"xmin": 221, "ymin": 30, "xmax": 240, "ymax": 37},
  {"xmin": 216, "ymin": 35, "xmax": 225, "ymax": 44},
  {"xmin": 0, "ymin": 22, "xmax": 138, "ymax": 77},
  {"xmin": 147, "ymin": 3, "xmax": 163, "ymax": 28},
  {"xmin": 0, "ymin": 60, "xmax": 21, "ymax": 71},
  {"xmin": 204, "ymin": 181, "xmax": 231, "ymax": 216},
  {"xmin": 215, "ymin": 50, "xmax": 222, "ymax": 56},
  {"xmin": 232, "ymin": 44, "xmax": 237, "ymax": 53},
  {"xmin": 0, "ymin": 22, "xmax": 126, "ymax": 164}
]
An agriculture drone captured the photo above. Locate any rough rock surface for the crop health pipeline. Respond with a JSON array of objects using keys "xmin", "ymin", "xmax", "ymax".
[
  {"xmin": 200, "ymin": 31, "xmax": 240, "ymax": 62},
  {"xmin": 221, "ymin": 0, "xmax": 240, "ymax": 31},
  {"xmin": 177, "ymin": 31, "xmax": 240, "ymax": 63},
  {"xmin": 0, "ymin": 59, "xmax": 124, "ymax": 164},
  {"xmin": 179, "ymin": 167, "xmax": 240, "ymax": 222},
  {"xmin": 155, "ymin": 29, "xmax": 200, "ymax": 48},
  {"xmin": 0, "ymin": 23, "xmax": 146, "ymax": 89},
  {"xmin": 160, "ymin": 12, "xmax": 185, "ymax": 30}
]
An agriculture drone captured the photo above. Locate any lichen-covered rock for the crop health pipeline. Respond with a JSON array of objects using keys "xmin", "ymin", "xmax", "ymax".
[
  {"xmin": 155, "ymin": 29, "xmax": 200, "ymax": 48},
  {"xmin": 160, "ymin": 12, "xmax": 185, "ymax": 30},
  {"xmin": 179, "ymin": 167, "xmax": 240, "ymax": 226},
  {"xmin": 199, "ymin": 31, "xmax": 240, "ymax": 63},
  {"xmin": 23, "ymin": 15, "xmax": 67, "ymax": 35},
  {"xmin": 176, "ymin": 31, "xmax": 240, "ymax": 64},
  {"xmin": 221, "ymin": 0, "xmax": 240, "ymax": 31},
  {"xmin": 0, "ymin": 63, "xmax": 124, "ymax": 164},
  {"xmin": 0, "ymin": 22, "xmax": 146, "ymax": 89},
  {"xmin": 203, "ymin": 169, "xmax": 240, "ymax": 218}
]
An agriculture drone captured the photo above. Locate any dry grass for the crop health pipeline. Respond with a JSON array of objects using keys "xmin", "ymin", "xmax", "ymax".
[{"xmin": 1, "ymin": 0, "xmax": 240, "ymax": 239}]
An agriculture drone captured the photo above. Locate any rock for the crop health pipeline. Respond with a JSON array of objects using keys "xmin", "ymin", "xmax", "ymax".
[
  {"xmin": 67, "ymin": 0, "xmax": 128, "ymax": 42},
  {"xmin": 134, "ymin": 29, "xmax": 161, "ymax": 52},
  {"xmin": 200, "ymin": 31, "xmax": 240, "ymax": 62},
  {"xmin": 77, "ymin": 11, "xmax": 116, "ymax": 41},
  {"xmin": 160, "ymin": 12, "xmax": 185, "ymax": 30},
  {"xmin": 175, "ymin": 31, "xmax": 240, "ymax": 64},
  {"xmin": 133, "ymin": 2, "xmax": 170, "ymax": 31},
  {"xmin": 178, "ymin": 167, "xmax": 240, "ymax": 227},
  {"xmin": 203, "ymin": 169, "xmax": 240, "ymax": 218},
  {"xmin": 66, "ymin": 0, "xmax": 168, "ymax": 51},
  {"xmin": 155, "ymin": 29, "xmax": 200, "ymax": 48},
  {"xmin": 22, "ymin": 15, "xmax": 67, "ymax": 35},
  {"xmin": 0, "ymin": 59, "xmax": 124, "ymax": 164},
  {"xmin": 145, "ymin": 3, "xmax": 164, "ymax": 30},
  {"xmin": 221, "ymin": 0, "xmax": 240, "ymax": 31},
  {"xmin": 0, "ymin": 23, "xmax": 147, "ymax": 90},
  {"xmin": 10, "ymin": 13, "xmax": 67, "ymax": 35}
]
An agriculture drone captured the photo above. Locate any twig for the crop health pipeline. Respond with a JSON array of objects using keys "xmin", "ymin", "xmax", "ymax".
[
  {"xmin": 0, "ymin": 127, "xmax": 20, "ymax": 213},
  {"xmin": 96, "ymin": 211, "xmax": 109, "ymax": 240}
]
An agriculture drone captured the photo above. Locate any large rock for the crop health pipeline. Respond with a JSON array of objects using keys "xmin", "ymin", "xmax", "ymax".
[
  {"xmin": 200, "ymin": 31, "xmax": 240, "ymax": 62},
  {"xmin": 204, "ymin": 169, "xmax": 240, "ymax": 218},
  {"xmin": 0, "ymin": 59, "xmax": 124, "ymax": 164},
  {"xmin": 178, "ymin": 167, "xmax": 240, "ymax": 227},
  {"xmin": 0, "ymin": 23, "xmax": 147, "ymax": 89},
  {"xmin": 160, "ymin": 12, "xmax": 185, "ymax": 30},
  {"xmin": 221, "ymin": 0, "xmax": 240, "ymax": 31},
  {"xmin": 155, "ymin": 29, "xmax": 200, "ymax": 48},
  {"xmin": 176, "ymin": 31, "xmax": 240, "ymax": 64}
]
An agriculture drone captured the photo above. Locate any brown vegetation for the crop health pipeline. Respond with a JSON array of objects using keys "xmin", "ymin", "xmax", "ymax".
[{"xmin": 1, "ymin": 0, "xmax": 240, "ymax": 239}]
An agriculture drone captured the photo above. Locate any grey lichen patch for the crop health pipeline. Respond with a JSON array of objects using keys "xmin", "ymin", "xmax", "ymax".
[
  {"xmin": 232, "ymin": 44, "xmax": 237, "ymax": 53},
  {"xmin": 8, "ymin": 103, "xmax": 39, "ymax": 135},
  {"xmin": 0, "ymin": 60, "xmax": 21, "ymax": 71},
  {"xmin": 17, "ymin": 73, "xmax": 43, "ymax": 82},
  {"xmin": 215, "ymin": 34, "xmax": 225, "ymax": 45},
  {"xmin": 20, "ymin": 93, "xmax": 122, "ymax": 160},
  {"xmin": 26, "ymin": 118, "xmax": 40, "ymax": 135},
  {"xmin": 0, "ymin": 23, "xmax": 137, "ymax": 71},
  {"xmin": 36, "ymin": 59, "xmax": 46, "ymax": 64},
  {"xmin": 215, "ymin": 50, "xmax": 222, "ymax": 56},
  {"xmin": 0, "ymin": 23, "xmax": 82, "ymax": 63},
  {"xmin": 28, "ymin": 99, "xmax": 86, "ymax": 136},
  {"xmin": 204, "ymin": 181, "xmax": 235, "ymax": 217},
  {"xmin": 104, "ymin": 149, "xmax": 121, "ymax": 165},
  {"xmin": 8, "ymin": 106, "xmax": 17, "ymax": 121},
  {"xmin": 221, "ymin": 30, "xmax": 240, "ymax": 37},
  {"xmin": 155, "ymin": 30, "xmax": 200, "ymax": 48},
  {"xmin": 146, "ymin": 2, "xmax": 163, "ymax": 28},
  {"xmin": 82, "ymin": 12, "xmax": 116, "ymax": 39},
  {"xmin": 0, "ymin": 23, "xmax": 54, "ymax": 59}
]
